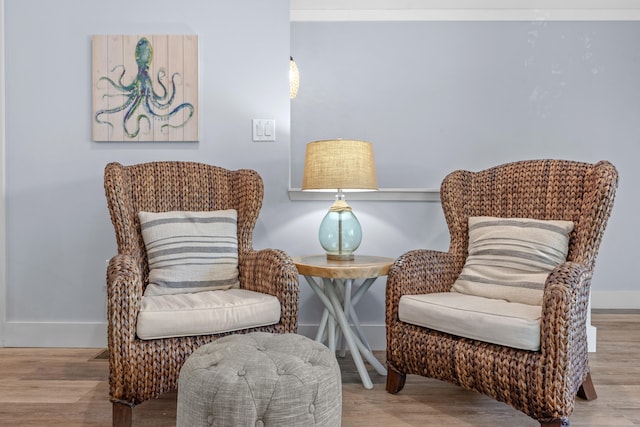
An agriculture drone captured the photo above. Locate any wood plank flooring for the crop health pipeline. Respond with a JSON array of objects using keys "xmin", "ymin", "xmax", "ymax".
[{"xmin": 0, "ymin": 312, "xmax": 638, "ymax": 426}]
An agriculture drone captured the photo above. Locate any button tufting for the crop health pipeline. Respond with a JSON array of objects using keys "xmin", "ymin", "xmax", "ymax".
[{"xmin": 178, "ymin": 335, "xmax": 342, "ymax": 426}]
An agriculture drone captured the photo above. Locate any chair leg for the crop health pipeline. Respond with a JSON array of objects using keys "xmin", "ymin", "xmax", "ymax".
[
  {"xmin": 112, "ymin": 401, "xmax": 133, "ymax": 427},
  {"xmin": 386, "ymin": 364, "xmax": 406, "ymax": 394},
  {"xmin": 577, "ymin": 372, "xmax": 598, "ymax": 401},
  {"xmin": 539, "ymin": 373, "xmax": 596, "ymax": 427},
  {"xmin": 540, "ymin": 420, "xmax": 568, "ymax": 427}
]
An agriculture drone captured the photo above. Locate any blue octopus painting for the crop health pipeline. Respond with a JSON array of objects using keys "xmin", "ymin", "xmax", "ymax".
[{"xmin": 95, "ymin": 37, "xmax": 195, "ymax": 139}]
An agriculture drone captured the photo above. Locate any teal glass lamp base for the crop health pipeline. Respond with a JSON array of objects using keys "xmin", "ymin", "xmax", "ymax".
[{"xmin": 318, "ymin": 195, "xmax": 362, "ymax": 261}]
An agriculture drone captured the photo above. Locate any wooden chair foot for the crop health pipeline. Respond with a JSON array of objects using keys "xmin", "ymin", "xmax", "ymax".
[
  {"xmin": 540, "ymin": 420, "xmax": 568, "ymax": 427},
  {"xmin": 577, "ymin": 372, "xmax": 597, "ymax": 401},
  {"xmin": 386, "ymin": 364, "xmax": 407, "ymax": 394},
  {"xmin": 112, "ymin": 401, "xmax": 133, "ymax": 427}
]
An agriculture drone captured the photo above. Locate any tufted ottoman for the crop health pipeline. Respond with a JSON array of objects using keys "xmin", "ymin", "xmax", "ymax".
[{"xmin": 177, "ymin": 332, "xmax": 342, "ymax": 427}]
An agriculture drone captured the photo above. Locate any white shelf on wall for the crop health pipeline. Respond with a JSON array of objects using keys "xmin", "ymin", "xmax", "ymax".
[{"xmin": 288, "ymin": 188, "xmax": 440, "ymax": 202}]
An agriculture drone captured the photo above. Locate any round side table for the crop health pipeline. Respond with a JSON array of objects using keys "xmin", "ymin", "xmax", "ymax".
[{"xmin": 293, "ymin": 255, "xmax": 394, "ymax": 389}]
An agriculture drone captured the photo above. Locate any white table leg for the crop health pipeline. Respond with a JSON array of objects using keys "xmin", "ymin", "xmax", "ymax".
[
  {"xmin": 335, "ymin": 328, "xmax": 344, "ymax": 357},
  {"xmin": 331, "ymin": 279, "xmax": 346, "ymax": 357},
  {"xmin": 336, "ymin": 278, "xmax": 387, "ymax": 376},
  {"xmin": 306, "ymin": 275, "xmax": 339, "ymax": 352},
  {"xmin": 316, "ymin": 309, "xmax": 329, "ymax": 342},
  {"xmin": 324, "ymin": 282, "xmax": 374, "ymax": 389},
  {"xmin": 347, "ymin": 303, "xmax": 371, "ymax": 352},
  {"xmin": 321, "ymin": 278, "xmax": 340, "ymax": 352},
  {"xmin": 347, "ymin": 278, "xmax": 377, "ymax": 352},
  {"xmin": 338, "ymin": 279, "xmax": 354, "ymax": 358},
  {"xmin": 349, "ymin": 328, "xmax": 387, "ymax": 376},
  {"xmin": 351, "ymin": 278, "xmax": 377, "ymax": 305},
  {"xmin": 327, "ymin": 311, "xmax": 336, "ymax": 353},
  {"xmin": 304, "ymin": 273, "xmax": 387, "ymax": 388}
]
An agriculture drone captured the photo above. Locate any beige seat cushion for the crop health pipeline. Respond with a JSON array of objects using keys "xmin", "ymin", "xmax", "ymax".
[
  {"xmin": 398, "ymin": 292, "xmax": 542, "ymax": 351},
  {"xmin": 136, "ymin": 288, "xmax": 281, "ymax": 340}
]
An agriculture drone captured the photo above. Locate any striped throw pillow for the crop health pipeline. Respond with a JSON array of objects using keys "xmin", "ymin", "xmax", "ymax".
[
  {"xmin": 451, "ymin": 216, "xmax": 574, "ymax": 306},
  {"xmin": 139, "ymin": 210, "xmax": 240, "ymax": 296}
]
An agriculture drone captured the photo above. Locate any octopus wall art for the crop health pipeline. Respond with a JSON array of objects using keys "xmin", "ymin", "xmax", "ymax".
[{"xmin": 92, "ymin": 35, "xmax": 199, "ymax": 142}]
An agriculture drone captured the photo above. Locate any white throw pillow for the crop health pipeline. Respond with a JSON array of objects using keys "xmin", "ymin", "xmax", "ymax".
[
  {"xmin": 139, "ymin": 210, "xmax": 240, "ymax": 296},
  {"xmin": 450, "ymin": 216, "xmax": 574, "ymax": 306}
]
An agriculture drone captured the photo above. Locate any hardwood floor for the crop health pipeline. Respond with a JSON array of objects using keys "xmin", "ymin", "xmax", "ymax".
[{"xmin": 0, "ymin": 312, "xmax": 638, "ymax": 426}]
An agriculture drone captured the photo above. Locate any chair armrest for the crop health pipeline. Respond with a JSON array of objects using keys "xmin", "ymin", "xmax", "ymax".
[
  {"xmin": 106, "ymin": 254, "xmax": 144, "ymax": 346},
  {"xmin": 386, "ymin": 249, "xmax": 462, "ymax": 325},
  {"xmin": 388, "ymin": 249, "xmax": 461, "ymax": 295},
  {"xmin": 239, "ymin": 249, "xmax": 300, "ymax": 328},
  {"xmin": 540, "ymin": 261, "xmax": 592, "ymax": 359}
]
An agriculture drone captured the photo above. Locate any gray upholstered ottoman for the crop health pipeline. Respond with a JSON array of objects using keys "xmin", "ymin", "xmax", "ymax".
[{"xmin": 177, "ymin": 332, "xmax": 342, "ymax": 427}]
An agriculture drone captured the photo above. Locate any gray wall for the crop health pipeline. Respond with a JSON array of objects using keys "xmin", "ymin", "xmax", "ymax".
[
  {"xmin": 290, "ymin": 21, "xmax": 640, "ymax": 317},
  {"xmin": 2, "ymin": 4, "xmax": 638, "ymax": 348},
  {"xmin": 291, "ymin": 21, "xmax": 639, "ymax": 188}
]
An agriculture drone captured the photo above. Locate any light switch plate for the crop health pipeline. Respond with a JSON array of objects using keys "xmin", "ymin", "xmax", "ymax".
[{"xmin": 252, "ymin": 119, "xmax": 276, "ymax": 141}]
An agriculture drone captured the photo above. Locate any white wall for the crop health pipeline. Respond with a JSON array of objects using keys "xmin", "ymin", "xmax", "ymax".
[
  {"xmin": 1, "ymin": 1, "xmax": 638, "ymax": 348},
  {"xmin": 2, "ymin": 0, "xmax": 291, "ymax": 346}
]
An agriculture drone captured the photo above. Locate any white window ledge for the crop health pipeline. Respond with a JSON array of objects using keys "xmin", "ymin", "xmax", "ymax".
[{"xmin": 288, "ymin": 188, "xmax": 440, "ymax": 202}]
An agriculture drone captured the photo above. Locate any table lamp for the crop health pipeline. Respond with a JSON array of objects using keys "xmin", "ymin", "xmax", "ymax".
[{"xmin": 302, "ymin": 139, "xmax": 378, "ymax": 260}]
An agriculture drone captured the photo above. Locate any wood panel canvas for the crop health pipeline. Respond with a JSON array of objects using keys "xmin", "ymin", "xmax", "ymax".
[{"xmin": 92, "ymin": 35, "xmax": 199, "ymax": 142}]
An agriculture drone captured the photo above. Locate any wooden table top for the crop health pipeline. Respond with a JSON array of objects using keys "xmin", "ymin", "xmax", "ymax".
[{"xmin": 293, "ymin": 255, "xmax": 395, "ymax": 279}]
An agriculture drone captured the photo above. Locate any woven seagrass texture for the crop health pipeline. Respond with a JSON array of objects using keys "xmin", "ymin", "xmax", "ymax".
[
  {"xmin": 104, "ymin": 161, "xmax": 299, "ymax": 414},
  {"xmin": 386, "ymin": 159, "xmax": 618, "ymax": 426}
]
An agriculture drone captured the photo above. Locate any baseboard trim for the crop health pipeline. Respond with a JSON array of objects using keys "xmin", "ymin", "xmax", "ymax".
[
  {"xmin": 3, "ymin": 321, "xmax": 107, "ymax": 348},
  {"xmin": 592, "ymin": 290, "xmax": 640, "ymax": 309}
]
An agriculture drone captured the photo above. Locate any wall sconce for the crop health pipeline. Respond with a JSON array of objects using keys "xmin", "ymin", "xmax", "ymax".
[
  {"xmin": 302, "ymin": 139, "xmax": 378, "ymax": 260},
  {"xmin": 290, "ymin": 56, "xmax": 300, "ymax": 99}
]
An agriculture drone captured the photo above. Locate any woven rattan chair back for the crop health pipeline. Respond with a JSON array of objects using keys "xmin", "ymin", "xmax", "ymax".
[
  {"xmin": 105, "ymin": 161, "xmax": 263, "ymax": 291},
  {"xmin": 440, "ymin": 159, "xmax": 618, "ymax": 276}
]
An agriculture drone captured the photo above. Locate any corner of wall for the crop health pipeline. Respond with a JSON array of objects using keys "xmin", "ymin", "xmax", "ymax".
[{"xmin": 0, "ymin": 0, "xmax": 7, "ymax": 347}]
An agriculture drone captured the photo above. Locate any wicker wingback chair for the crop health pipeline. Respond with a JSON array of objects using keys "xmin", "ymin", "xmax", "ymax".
[
  {"xmin": 385, "ymin": 159, "xmax": 618, "ymax": 426},
  {"xmin": 104, "ymin": 161, "xmax": 299, "ymax": 427}
]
